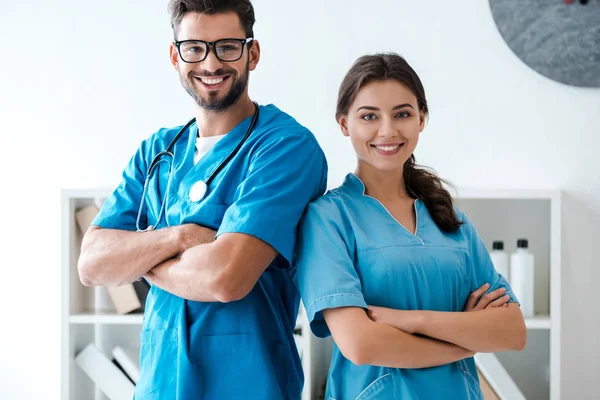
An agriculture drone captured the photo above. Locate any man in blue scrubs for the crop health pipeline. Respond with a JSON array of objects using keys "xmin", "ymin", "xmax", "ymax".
[{"xmin": 77, "ymin": 1, "xmax": 328, "ymax": 399}]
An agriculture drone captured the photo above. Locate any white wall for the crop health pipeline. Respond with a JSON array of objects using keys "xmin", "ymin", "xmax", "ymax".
[{"xmin": 1, "ymin": 0, "xmax": 598, "ymax": 398}]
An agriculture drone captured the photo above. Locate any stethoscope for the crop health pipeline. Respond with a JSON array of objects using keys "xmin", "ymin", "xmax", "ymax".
[{"xmin": 136, "ymin": 102, "xmax": 260, "ymax": 232}]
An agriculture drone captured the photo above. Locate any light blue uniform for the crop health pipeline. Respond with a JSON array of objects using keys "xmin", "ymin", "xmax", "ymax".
[
  {"xmin": 93, "ymin": 104, "xmax": 328, "ymax": 400},
  {"xmin": 294, "ymin": 173, "xmax": 518, "ymax": 400}
]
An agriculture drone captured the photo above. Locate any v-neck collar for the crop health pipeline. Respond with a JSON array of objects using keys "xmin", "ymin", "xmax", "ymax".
[
  {"xmin": 173, "ymin": 111, "xmax": 257, "ymax": 201},
  {"xmin": 344, "ymin": 173, "xmax": 424, "ymax": 241},
  {"xmin": 184, "ymin": 113, "xmax": 255, "ymax": 172}
]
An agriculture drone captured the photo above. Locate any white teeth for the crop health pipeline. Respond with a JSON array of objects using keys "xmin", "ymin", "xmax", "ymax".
[
  {"xmin": 199, "ymin": 77, "xmax": 224, "ymax": 85},
  {"xmin": 374, "ymin": 144, "xmax": 400, "ymax": 151}
]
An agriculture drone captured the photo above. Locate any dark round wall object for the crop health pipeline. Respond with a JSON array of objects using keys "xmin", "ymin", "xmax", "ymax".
[{"xmin": 489, "ymin": 0, "xmax": 600, "ymax": 87}]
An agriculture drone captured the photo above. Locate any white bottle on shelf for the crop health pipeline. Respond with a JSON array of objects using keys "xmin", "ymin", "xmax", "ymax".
[
  {"xmin": 510, "ymin": 238, "xmax": 535, "ymax": 317},
  {"xmin": 490, "ymin": 240, "xmax": 510, "ymax": 282}
]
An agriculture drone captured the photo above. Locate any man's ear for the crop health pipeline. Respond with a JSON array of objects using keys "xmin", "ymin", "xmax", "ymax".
[
  {"xmin": 248, "ymin": 40, "xmax": 260, "ymax": 71},
  {"xmin": 169, "ymin": 42, "xmax": 179, "ymax": 71}
]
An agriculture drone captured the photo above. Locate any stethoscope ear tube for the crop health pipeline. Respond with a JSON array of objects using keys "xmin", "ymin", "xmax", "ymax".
[
  {"xmin": 204, "ymin": 101, "xmax": 260, "ymax": 188},
  {"xmin": 166, "ymin": 117, "xmax": 197, "ymax": 154}
]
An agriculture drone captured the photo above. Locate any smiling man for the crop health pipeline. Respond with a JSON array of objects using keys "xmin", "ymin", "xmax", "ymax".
[{"xmin": 77, "ymin": 1, "xmax": 328, "ymax": 399}]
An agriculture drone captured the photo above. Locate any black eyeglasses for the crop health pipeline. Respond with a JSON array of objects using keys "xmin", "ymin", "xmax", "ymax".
[{"xmin": 174, "ymin": 37, "xmax": 253, "ymax": 63}]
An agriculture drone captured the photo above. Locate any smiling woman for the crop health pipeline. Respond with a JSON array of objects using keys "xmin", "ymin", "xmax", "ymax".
[{"xmin": 294, "ymin": 53, "xmax": 527, "ymax": 400}]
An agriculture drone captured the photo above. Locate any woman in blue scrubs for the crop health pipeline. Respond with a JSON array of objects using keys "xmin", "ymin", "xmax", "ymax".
[{"xmin": 294, "ymin": 53, "xmax": 527, "ymax": 400}]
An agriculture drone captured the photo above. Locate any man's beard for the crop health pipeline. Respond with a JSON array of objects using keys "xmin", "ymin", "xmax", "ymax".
[{"xmin": 180, "ymin": 60, "xmax": 249, "ymax": 113}]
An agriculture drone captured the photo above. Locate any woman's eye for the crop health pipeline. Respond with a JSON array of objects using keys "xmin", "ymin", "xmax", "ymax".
[
  {"xmin": 396, "ymin": 111, "xmax": 410, "ymax": 118},
  {"xmin": 361, "ymin": 114, "xmax": 376, "ymax": 121}
]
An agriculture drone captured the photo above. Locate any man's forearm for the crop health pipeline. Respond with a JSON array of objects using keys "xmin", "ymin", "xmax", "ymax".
[
  {"xmin": 145, "ymin": 250, "xmax": 221, "ymax": 302},
  {"xmin": 145, "ymin": 232, "xmax": 276, "ymax": 303},
  {"xmin": 78, "ymin": 224, "xmax": 215, "ymax": 286}
]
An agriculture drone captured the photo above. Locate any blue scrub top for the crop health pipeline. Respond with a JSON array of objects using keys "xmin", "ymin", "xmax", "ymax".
[
  {"xmin": 294, "ymin": 173, "xmax": 518, "ymax": 400},
  {"xmin": 93, "ymin": 104, "xmax": 328, "ymax": 400}
]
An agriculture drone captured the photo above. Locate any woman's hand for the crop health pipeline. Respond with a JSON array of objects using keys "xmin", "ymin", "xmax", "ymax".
[
  {"xmin": 464, "ymin": 283, "xmax": 510, "ymax": 311},
  {"xmin": 367, "ymin": 306, "xmax": 422, "ymax": 334},
  {"xmin": 367, "ymin": 283, "xmax": 511, "ymax": 334}
]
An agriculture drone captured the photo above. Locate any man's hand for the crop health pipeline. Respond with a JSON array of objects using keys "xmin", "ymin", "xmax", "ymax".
[
  {"xmin": 464, "ymin": 283, "xmax": 510, "ymax": 312},
  {"xmin": 176, "ymin": 223, "xmax": 218, "ymax": 254}
]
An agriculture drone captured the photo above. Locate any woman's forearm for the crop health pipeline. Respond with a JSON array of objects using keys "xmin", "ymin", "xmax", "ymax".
[
  {"xmin": 324, "ymin": 307, "xmax": 474, "ymax": 369},
  {"xmin": 360, "ymin": 321, "xmax": 475, "ymax": 368},
  {"xmin": 412, "ymin": 304, "xmax": 526, "ymax": 352}
]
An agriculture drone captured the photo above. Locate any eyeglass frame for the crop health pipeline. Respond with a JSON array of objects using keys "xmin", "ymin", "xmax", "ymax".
[{"xmin": 174, "ymin": 37, "xmax": 254, "ymax": 63}]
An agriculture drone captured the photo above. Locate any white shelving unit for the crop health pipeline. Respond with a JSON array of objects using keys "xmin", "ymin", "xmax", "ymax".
[
  {"xmin": 61, "ymin": 188, "xmax": 329, "ymax": 400},
  {"xmin": 63, "ymin": 187, "xmax": 561, "ymax": 400},
  {"xmin": 296, "ymin": 305, "xmax": 333, "ymax": 400},
  {"xmin": 455, "ymin": 188, "xmax": 561, "ymax": 400}
]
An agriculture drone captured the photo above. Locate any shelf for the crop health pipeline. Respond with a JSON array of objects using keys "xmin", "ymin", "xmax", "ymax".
[
  {"xmin": 69, "ymin": 311, "xmax": 308, "ymax": 331},
  {"xmin": 525, "ymin": 315, "xmax": 551, "ymax": 330},
  {"xmin": 62, "ymin": 188, "xmax": 112, "ymax": 199},
  {"xmin": 456, "ymin": 188, "xmax": 560, "ymax": 200},
  {"xmin": 475, "ymin": 353, "xmax": 526, "ymax": 400},
  {"xmin": 69, "ymin": 312, "xmax": 143, "ymax": 325}
]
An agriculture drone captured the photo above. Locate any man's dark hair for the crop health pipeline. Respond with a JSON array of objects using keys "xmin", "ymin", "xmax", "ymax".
[{"xmin": 168, "ymin": 0, "xmax": 255, "ymax": 40}]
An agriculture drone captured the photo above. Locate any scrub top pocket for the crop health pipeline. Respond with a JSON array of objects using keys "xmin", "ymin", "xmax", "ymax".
[
  {"xmin": 201, "ymin": 333, "xmax": 285, "ymax": 400},
  {"xmin": 356, "ymin": 249, "xmax": 391, "ymax": 306},
  {"xmin": 376, "ymin": 246, "xmax": 470, "ymax": 311},
  {"xmin": 457, "ymin": 360, "xmax": 484, "ymax": 400},
  {"xmin": 136, "ymin": 328, "xmax": 179, "ymax": 400},
  {"xmin": 174, "ymin": 201, "xmax": 229, "ymax": 230},
  {"xmin": 355, "ymin": 373, "xmax": 397, "ymax": 400}
]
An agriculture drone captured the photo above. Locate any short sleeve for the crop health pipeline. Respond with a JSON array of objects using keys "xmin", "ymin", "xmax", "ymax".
[
  {"xmin": 216, "ymin": 132, "xmax": 327, "ymax": 269},
  {"xmin": 93, "ymin": 140, "xmax": 148, "ymax": 231},
  {"xmin": 460, "ymin": 211, "xmax": 520, "ymax": 305},
  {"xmin": 294, "ymin": 199, "xmax": 368, "ymax": 338}
]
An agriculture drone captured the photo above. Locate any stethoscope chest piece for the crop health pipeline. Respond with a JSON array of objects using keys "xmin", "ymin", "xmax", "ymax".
[{"xmin": 189, "ymin": 180, "xmax": 208, "ymax": 202}]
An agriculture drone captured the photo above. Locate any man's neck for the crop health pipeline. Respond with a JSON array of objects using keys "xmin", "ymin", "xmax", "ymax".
[{"xmin": 195, "ymin": 96, "xmax": 255, "ymax": 138}]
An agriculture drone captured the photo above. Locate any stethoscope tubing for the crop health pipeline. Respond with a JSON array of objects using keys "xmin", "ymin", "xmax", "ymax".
[{"xmin": 136, "ymin": 102, "xmax": 259, "ymax": 232}]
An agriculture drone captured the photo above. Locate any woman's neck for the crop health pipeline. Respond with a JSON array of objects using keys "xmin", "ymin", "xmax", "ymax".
[{"xmin": 355, "ymin": 162, "xmax": 412, "ymax": 202}]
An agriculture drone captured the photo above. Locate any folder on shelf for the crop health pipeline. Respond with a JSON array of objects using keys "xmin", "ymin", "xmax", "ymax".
[
  {"xmin": 75, "ymin": 344, "xmax": 134, "ymax": 400},
  {"xmin": 112, "ymin": 346, "xmax": 140, "ymax": 384},
  {"xmin": 75, "ymin": 204, "xmax": 100, "ymax": 234},
  {"xmin": 75, "ymin": 205, "xmax": 150, "ymax": 315},
  {"xmin": 133, "ymin": 279, "xmax": 151, "ymax": 312},
  {"xmin": 477, "ymin": 368, "xmax": 500, "ymax": 400},
  {"xmin": 475, "ymin": 353, "xmax": 526, "ymax": 400},
  {"xmin": 107, "ymin": 284, "xmax": 142, "ymax": 314}
]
